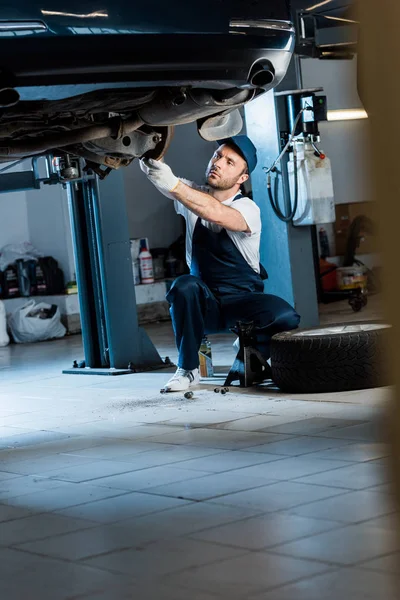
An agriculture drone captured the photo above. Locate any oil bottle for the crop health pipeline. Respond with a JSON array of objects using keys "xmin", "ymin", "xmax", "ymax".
[{"xmin": 199, "ymin": 336, "xmax": 214, "ymax": 378}]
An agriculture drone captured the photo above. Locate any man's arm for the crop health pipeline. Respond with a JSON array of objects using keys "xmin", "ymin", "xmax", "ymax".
[
  {"xmin": 172, "ymin": 180, "xmax": 250, "ymax": 233},
  {"xmin": 139, "ymin": 158, "xmax": 250, "ymax": 233}
]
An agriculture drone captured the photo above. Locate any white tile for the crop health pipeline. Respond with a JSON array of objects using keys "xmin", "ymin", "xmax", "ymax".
[
  {"xmin": 146, "ymin": 471, "xmax": 275, "ymax": 501},
  {"xmin": 0, "ymin": 474, "xmax": 74, "ymax": 501},
  {"xmin": 45, "ymin": 460, "xmax": 144, "ymax": 483},
  {"xmin": 56, "ymin": 491, "xmax": 190, "ymax": 523},
  {"xmin": 0, "ymin": 551, "xmax": 132, "ymax": 600},
  {"xmin": 310, "ymin": 442, "xmax": 390, "ymax": 463},
  {"xmin": 120, "ymin": 501, "xmax": 263, "ymax": 540},
  {"xmin": 284, "ymin": 489, "xmax": 398, "ymax": 524},
  {"xmin": 259, "ymin": 417, "xmax": 368, "ymax": 435},
  {"xmin": 169, "ymin": 450, "xmax": 285, "ymax": 473},
  {"xmin": 91, "ymin": 465, "xmax": 203, "ymax": 491},
  {"xmin": 165, "ymin": 551, "xmax": 333, "ymax": 598},
  {"xmin": 212, "ymin": 480, "xmax": 346, "ymax": 512},
  {"xmin": 83, "ymin": 537, "xmax": 246, "ymax": 577},
  {"xmin": 0, "ymin": 504, "xmax": 34, "ymax": 523},
  {"xmin": 360, "ymin": 552, "xmax": 400, "ymax": 574},
  {"xmin": 190, "ymin": 512, "xmax": 341, "ymax": 550},
  {"xmin": 146, "ymin": 428, "xmax": 288, "ymax": 450},
  {"xmin": 244, "ymin": 436, "xmax": 355, "ymax": 456},
  {"xmin": 0, "ymin": 513, "xmax": 96, "ymax": 546},
  {"xmin": 4, "ymin": 482, "xmax": 129, "ymax": 512},
  {"xmin": 227, "ymin": 456, "xmax": 349, "ymax": 482},
  {"xmin": 252, "ymin": 567, "xmax": 400, "ymax": 600},
  {"xmin": 271, "ymin": 522, "xmax": 400, "ymax": 565},
  {"xmin": 294, "ymin": 462, "xmax": 388, "ymax": 490},
  {"xmin": 15, "ymin": 522, "xmax": 153, "ymax": 561}
]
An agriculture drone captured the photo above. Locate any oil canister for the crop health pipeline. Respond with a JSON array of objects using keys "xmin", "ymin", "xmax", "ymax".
[{"xmin": 199, "ymin": 336, "xmax": 214, "ymax": 378}]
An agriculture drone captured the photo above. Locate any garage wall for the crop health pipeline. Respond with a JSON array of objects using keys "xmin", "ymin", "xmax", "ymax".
[
  {"xmin": 0, "ymin": 160, "xmax": 75, "ymax": 282},
  {"xmin": 300, "ymin": 56, "xmax": 372, "ymax": 205},
  {"xmin": 26, "ymin": 183, "xmax": 75, "ymax": 282},
  {"xmin": 0, "ymin": 190, "xmax": 30, "ymax": 247},
  {"xmin": 123, "ymin": 122, "xmax": 216, "ymax": 250}
]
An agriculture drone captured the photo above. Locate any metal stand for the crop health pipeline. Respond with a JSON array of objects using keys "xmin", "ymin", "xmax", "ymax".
[
  {"xmin": 224, "ymin": 322, "xmax": 273, "ymax": 388},
  {"xmin": 63, "ymin": 174, "xmax": 165, "ymax": 375}
]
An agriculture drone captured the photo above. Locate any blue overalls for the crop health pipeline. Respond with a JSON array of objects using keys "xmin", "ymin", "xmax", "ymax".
[{"xmin": 166, "ymin": 196, "xmax": 300, "ymax": 370}]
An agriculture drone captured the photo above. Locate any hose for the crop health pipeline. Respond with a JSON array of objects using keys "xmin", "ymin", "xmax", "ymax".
[{"xmin": 267, "ymin": 144, "xmax": 299, "ymax": 223}]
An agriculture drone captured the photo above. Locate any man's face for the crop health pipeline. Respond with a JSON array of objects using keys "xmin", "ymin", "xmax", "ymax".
[{"xmin": 205, "ymin": 144, "xmax": 249, "ymax": 191}]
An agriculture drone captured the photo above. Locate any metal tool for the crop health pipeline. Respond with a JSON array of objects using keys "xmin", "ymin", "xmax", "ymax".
[{"xmin": 224, "ymin": 321, "xmax": 273, "ymax": 388}]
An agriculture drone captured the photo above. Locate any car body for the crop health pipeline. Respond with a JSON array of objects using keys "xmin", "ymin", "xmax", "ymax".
[{"xmin": 0, "ymin": 1, "xmax": 295, "ymax": 177}]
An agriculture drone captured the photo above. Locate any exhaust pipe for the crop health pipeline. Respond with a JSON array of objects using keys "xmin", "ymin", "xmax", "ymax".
[
  {"xmin": 249, "ymin": 61, "xmax": 275, "ymax": 89},
  {"xmin": 0, "ymin": 87, "xmax": 20, "ymax": 108}
]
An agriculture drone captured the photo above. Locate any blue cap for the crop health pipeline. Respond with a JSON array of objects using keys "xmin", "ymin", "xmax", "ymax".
[{"xmin": 217, "ymin": 135, "xmax": 258, "ymax": 173}]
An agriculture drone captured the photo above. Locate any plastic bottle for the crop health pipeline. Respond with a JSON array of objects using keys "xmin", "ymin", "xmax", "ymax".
[
  {"xmin": 139, "ymin": 239, "xmax": 154, "ymax": 284},
  {"xmin": 198, "ymin": 336, "xmax": 214, "ymax": 378},
  {"xmin": 319, "ymin": 227, "xmax": 330, "ymax": 259}
]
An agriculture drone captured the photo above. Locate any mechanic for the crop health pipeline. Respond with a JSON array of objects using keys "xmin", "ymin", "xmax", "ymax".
[{"xmin": 140, "ymin": 135, "xmax": 300, "ymax": 392}]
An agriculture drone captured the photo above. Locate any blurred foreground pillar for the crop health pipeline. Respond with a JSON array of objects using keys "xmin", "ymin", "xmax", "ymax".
[{"xmin": 358, "ymin": 2, "xmax": 400, "ymax": 503}]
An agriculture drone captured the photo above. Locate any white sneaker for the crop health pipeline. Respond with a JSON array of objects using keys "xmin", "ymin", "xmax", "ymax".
[{"xmin": 164, "ymin": 367, "xmax": 200, "ymax": 392}]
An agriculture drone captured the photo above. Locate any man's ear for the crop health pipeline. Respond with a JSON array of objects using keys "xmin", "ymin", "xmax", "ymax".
[{"xmin": 237, "ymin": 173, "xmax": 249, "ymax": 185}]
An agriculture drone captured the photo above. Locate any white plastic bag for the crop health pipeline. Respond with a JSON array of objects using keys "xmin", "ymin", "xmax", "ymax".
[
  {"xmin": 0, "ymin": 242, "xmax": 42, "ymax": 271},
  {"xmin": 8, "ymin": 301, "xmax": 66, "ymax": 344},
  {"xmin": 0, "ymin": 300, "xmax": 10, "ymax": 347}
]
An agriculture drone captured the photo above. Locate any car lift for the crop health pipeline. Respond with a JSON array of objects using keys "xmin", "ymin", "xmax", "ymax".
[{"xmin": 0, "ymin": 156, "xmax": 167, "ymax": 375}]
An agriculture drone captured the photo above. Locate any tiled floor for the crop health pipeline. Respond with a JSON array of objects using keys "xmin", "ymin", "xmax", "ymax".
[{"xmin": 0, "ymin": 313, "xmax": 399, "ymax": 600}]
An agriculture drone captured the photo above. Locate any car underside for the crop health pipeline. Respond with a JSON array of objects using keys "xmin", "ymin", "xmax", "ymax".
[{"xmin": 0, "ymin": 8, "xmax": 294, "ymax": 178}]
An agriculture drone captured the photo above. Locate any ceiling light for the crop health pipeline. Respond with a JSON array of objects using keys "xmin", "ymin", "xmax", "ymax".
[{"xmin": 327, "ymin": 109, "xmax": 368, "ymax": 121}]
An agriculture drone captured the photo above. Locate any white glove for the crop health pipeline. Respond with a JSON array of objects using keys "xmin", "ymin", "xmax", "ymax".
[{"xmin": 139, "ymin": 158, "xmax": 180, "ymax": 196}]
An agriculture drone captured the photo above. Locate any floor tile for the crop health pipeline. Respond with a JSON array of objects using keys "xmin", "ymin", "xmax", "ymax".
[
  {"xmin": 212, "ymin": 480, "xmax": 346, "ymax": 512},
  {"xmin": 0, "ymin": 430, "xmax": 74, "ymax": 450},
  {"xmin": 0, "ymin": 550, "xmax": 133, "ymax": 600},
  {"xmin": 56, "ymin": 491, "xmax": 190, "ymax": 523},
  {"xmin": 91, "ymin": 465, "xmax": 204, "ymax": 491},
  {"xmin": 83, "ymin": 537, "xmax": 246, "ymax": 577},
  {"xmin": 294, "ymin": 462, "xmax": 388, "ymax": 490},
  {"xmin": 315, "ymin": 421, "xmax": 386, "ymax": 442},
  {"xmin": 46, "ymin": 460, "xmax": 145, "ymax": 483},
  {"xmin": 283, "ymin": 489, "xmax": 397, "ymax": 524},
  {"xmin": 310, "ymin": 442, "xmax": 390, "ymax": 463},
  {"xmin": 15, "ymin": 522, "xmax": 156, "ymax": 561},
  {"xmin": 0, "ymin": 504, "xmax": 34, "ymax": 523},
  {"xmin": 252, "ymin": 567, "xmax": 400, "ymax": 600},
  {"xmin": 145, "ymin": 471, "xmax": 276, "ymax": 501},
  {"xmin": 4, "ymin": 483, "xmax": 129, "ymax": 512},
  {"xmin": 271, "ymin": 522, "xmax": 400, "ymax": 565},
  {"xmin": 360, "ymin": 552, "xmax": 400, "ymax": 574},
  {"xmin": 119, "ymin": 501, "xmax": 262, "ymax": 540},
  {"xmin": 165, "ymin": 551, "xmax": 333, "ymax": 598},
  {"xmin": 169, "ymin": 449, "xmax": 285, "ymax": 473},
  {"xmin": 0, "ymin": 322, "xmax": 394, "ymax": 600},
  {"xmin": 260, "ymin": 417, "xmax": 367, "ymax": 436},
  {"xmin": 227, "ymin": 456, "xmax": 348, "ymax": 482},
  {"xmin": 190, "ymin": 512, "xmax": 341, "ymax": 550},
  {"xmin": 146, "ymin": 428, "xmax": 288, "ymax": 450},
  {"xmin": 243, "ymin": 435, "xmax": 356, "ymax": 457},
  {"xmin": 0, "ymin": 513, "xmax": 96, "ymax": 547}
]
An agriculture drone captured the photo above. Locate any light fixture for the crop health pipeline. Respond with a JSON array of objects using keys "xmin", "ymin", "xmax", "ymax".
[
  {"xmin": 41, "ymin": 9, "xmax": 108, "ymax": 19},
  {"xmin": 327, "ymin": 109, "xmax": 368, "ymax": 122}
]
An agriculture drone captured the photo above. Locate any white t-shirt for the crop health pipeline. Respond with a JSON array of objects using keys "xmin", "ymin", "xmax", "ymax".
[{"xmin": 174, "ymin": 179, "xmax": 262, "ymax": 273}]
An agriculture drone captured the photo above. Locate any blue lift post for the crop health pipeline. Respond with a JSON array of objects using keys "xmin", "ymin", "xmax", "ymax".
[
  {"xmin": 0, "ymin": 157, "xmax": 165, "ymax": 375},
  {"xmin": 245, "ymin": 58, "xmax": 320, "ymax": 328},
  {"xmin": 63, "ymin": 169, "xmax": 165, "ymax": 375}
]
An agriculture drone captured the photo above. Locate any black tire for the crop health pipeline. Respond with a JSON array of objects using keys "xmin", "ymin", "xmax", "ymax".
[{"xmin": 270, "ymin": 321, "xmax": 392, "ymax": 394}]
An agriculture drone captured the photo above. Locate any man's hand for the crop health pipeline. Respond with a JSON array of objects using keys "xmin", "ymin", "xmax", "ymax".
[{"xmin": 139, "ymin": 158, "xmax": 180, "ymax": 195}]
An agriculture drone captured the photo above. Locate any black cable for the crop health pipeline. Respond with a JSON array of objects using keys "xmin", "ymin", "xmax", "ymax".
[{"xmin": 267, "ymin": 149, "xmax": 299, "ymax": 223}]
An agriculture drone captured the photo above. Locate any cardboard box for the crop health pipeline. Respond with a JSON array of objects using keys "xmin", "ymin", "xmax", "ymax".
[{"xmin": 334, "ymin": 202, "xmax": 377, "ymax": 256}]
